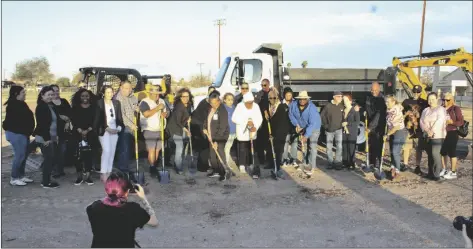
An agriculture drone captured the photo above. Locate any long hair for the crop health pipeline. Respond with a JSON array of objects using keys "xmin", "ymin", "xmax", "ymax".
[
  {"xmin": 71, "ymin": 88, "xmax": 96, "ymax": 109},
  {"xmin": 37, "ymin": 86, "xmax": 54, "ymax": 105},
  {"xmin": 102, "ymin": 173, "xmax": 129, "ymax": 207},
  {"xmin": 4, "ymin": 85, "xmax": 24, "ymax": 106},
  {"xmin": 174, "ymin": 87, "xmax": 194, "ymax": 108},
  {"xmin": 99, "ymin": 85, "xmax": 114, "ymax": 99}
]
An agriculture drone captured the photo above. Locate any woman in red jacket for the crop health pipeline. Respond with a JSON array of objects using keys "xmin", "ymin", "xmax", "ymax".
[{"xmin": 440, "ymin": 92, "xmax": 464, "ymax": 180}]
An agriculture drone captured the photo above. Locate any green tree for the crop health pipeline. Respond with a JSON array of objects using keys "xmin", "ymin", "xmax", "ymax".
[
  {"xmin": 301, "ymin": 61, "xmax": 308, "ymax": 68},
  {"xmin": 11, "ymin": 56, "xmax": 54, "ymax": 88},
  {"xmin": 56, "ymin": 77, "xmax": 71, "ymax": 87},
  {"xmin": 71, "ymin": 72, "xmax": 84, "ymax": 85}
]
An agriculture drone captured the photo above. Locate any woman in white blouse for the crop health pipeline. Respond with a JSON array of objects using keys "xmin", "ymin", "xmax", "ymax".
[{"xmin": 94, "ymin": 86, "xmax": 125, "ymax": 182}]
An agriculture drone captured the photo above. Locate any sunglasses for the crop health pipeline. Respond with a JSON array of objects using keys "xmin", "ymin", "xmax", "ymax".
[
  {"xmin": 241, "ymin": 87, "xmax": 249, "ymax": 90},
  {"xmin": 444, "ymin": 99, "xmax": 452, "ymax": 102},
  {"xmin": 110, "ymin": 108, "xmax": 114, "ymax": 118},
  {"xmin": 261, "ymin": 84, "xmax": 268, "ymax": 87},
  {"xmin": 269, "ymin": 97, "xmax": 278, "ymax": 100}
]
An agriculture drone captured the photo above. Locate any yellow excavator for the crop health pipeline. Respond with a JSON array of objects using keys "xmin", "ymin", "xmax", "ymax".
[{"xmin": 392, "ymin": 47, "xmax": 473, "ymax": 100}]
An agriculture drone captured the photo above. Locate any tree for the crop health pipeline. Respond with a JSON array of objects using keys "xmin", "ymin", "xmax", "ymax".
[
  {"xmin": 11, "ymin": 56, "xmax": 54, "ymax": 88},
  {"xmin": 287, "ymin": 62, "xmax": 292, "ymax": 68},
  {"xmin": 71, "ymin": 72, "xmax": 84, "ymax": 85},
  {"xmin": 420, "ymin": 67, "xmax": 435, "ymax": 87},
  {"xmin": 56, "ymin": 77, "xmax": 71, "ymax": 87},
  {"xmin": 301, "ymin": 61, "xmax": 308, "ymax": 68}
]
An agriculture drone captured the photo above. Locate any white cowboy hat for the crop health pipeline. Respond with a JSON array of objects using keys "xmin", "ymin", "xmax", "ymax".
[{"xmin": 294, "ymin": 91, "xmax": 311, "ymax": 99}]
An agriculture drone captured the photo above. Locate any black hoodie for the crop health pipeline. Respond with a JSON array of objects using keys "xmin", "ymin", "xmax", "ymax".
[{"xmin": 3, "ymin": 100, "xmax": 35, "ymax": 136}]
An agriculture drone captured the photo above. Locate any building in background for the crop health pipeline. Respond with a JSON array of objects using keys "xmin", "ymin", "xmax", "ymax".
[{"xmin": 433, "ymin": 67, "xmax": 473, "ymax": 107}]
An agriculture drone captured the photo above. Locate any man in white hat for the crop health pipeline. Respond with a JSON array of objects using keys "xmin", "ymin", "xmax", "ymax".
[
  {"xmin": 288, "ymin": 91, "xmax": 322, "ymax": 175},
  {"xmin": 232, "ymin": 92, "xmax": 263, "ymax": 178}
]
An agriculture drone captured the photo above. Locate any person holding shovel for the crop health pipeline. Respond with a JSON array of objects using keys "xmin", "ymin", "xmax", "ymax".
[
  {"xmin": 203, "ymin": 91, "xmax": 230, "ymax": 181},
  {"xmin": 288, "ymin": 91, "xmax": 321, "ymax": 176},
  {"xmin": 232, "ymin": 92, "xmax": 263, "ymax": 176},
  {"xmin": 139, "ymin": 85, "xmax": 170, "ymax": 177},
  {"xmin": 384, "ymin": 95, "xmax": 407, "ymax": 179},
  {"xmin": 264, "ymin": 88, "xmax": 290, "ymax": 177}
]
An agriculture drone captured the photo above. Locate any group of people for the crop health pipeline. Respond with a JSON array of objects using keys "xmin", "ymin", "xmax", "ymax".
[
  {"xmin": 365, "ymin": 84, "xmax": 465, "ymax": 181},
  {"xmin": 3, "ymin": 79, "xmax": 466, "ymax": 189}
]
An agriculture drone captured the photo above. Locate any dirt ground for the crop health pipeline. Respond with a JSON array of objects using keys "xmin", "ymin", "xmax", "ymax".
[
  {"xmin": 1, "ymin": 139, "xmax": 472, "ymax": 247},
  {"xmin": 1, "ymin": 93, "xmax": 472, "ymax": 247}
]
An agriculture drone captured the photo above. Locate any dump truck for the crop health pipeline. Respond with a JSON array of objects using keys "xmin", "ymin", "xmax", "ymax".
[{"xmin": 194, "ymin": 43, "xmax": 397, "ymax": 109}]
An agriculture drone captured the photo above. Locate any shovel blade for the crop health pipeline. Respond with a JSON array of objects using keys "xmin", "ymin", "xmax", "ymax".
[
  {"xmin": 373, "ymin": 169, "xmax": 386, "ymax": 180},
  {"xmin": 158, "ymin": 170, "xmax": 170, "ymax": 184},
  {"xmin": 271, "ymin": 169, "xmax": 278, "ymax": 180}
]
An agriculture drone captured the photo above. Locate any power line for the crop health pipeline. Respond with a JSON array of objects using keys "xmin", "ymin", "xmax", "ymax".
[
  {"xmin": 214, "ymin": 18, "xmax": 226, "ymax": 68},
  {"xmin": 418, "ymin": 0, "xmax": 427, "ymax": 80}
]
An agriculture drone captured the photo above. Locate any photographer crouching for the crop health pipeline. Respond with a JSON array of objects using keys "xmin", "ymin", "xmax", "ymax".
[{"xmin": 86, "ymin": 172, "xmax": 158, "ymax": 248}]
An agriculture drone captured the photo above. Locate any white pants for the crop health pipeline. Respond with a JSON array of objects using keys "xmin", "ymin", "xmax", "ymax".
[{"xmin": 99, "ymin": 131, "xmax": 119, "ymax": 174}]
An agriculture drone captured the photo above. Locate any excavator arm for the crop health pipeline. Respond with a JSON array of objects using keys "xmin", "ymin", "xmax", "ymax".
[{"xmin": 392, "ymin": 47, "xmax": 473, "ymax": 100}]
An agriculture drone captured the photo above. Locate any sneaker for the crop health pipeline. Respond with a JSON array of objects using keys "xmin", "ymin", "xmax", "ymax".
[
  {"xmin": 10, "ymin": 179, "xmax": 27, "ymax": 186},
  {"xmin": 239, "ymin": 166, "xmax": 246, "ymax": 173},
  {"xmin": 74, "ymin": 175, "xmax": 83, "ymax": 185},
  {"xmin": 252, "ymin": 174, "xmax": 259, "ymax": 179},
  {"xmin": 443, "ymin": 171, "xmax": 457, "ymax": 179},
  {"xmin": 20, "ymin": 177, "xmax": 33, "ymax": 183},
  {"xmin": 291, "ymin": 161, "xmax": 298, "ymax": 167},
  {"xmin": 439, "ymin": 169, "xmax": 447, "ymax": 177},
  {"xmin": 41, "ymin": 182, "xmax": 60, "ymax": 189},
  {"xmin": 400, "ymin": 163, "xmax": 408, "ymax": 172},
  {"xmin": 304, "ymin": 168, "xmax": 315, "ymax": 176},
  {"xmin": 391, "ymin": 168, "xmax": 398, "ymax": 179},
  {"xmin": 208, "ymin": 172, "xmax": 220, "ymax": 178},
  {"xmin": 84, "ymin": 177, "xmax": 94, "ymax": 186}
]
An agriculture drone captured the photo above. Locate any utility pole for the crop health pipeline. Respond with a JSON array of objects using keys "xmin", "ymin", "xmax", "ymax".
[
  {"xmin": 214, "ymin": 18, "xmax": 226, "ymax": 68},
  {"xmin": 418, "ymin": 0, "xmax": 427, "ymax": 80},
  {"xmin": 197, "ymin": 62, "xmax": 205, "ymax": 83}
]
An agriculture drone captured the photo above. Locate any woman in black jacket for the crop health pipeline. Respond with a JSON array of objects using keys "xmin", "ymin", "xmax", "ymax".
[
  {"xmin": 341, "ymin": 93, "xmax": 360, "ymax": 170},
  {"xmin": 33, "ymin": 86, "xmax": 64, "ymax": 189},
  {"xmin": 70, "ymin": 88, "xmax": 98, "ymax": 185},
  {"xmin": 3, "ymin": 85, "xmax": 35, "ymax": 186},
  {"xmin": 265, "ymin": 88, "xmax": 290, "ymax": 178},
  {"xmin": 94, "ymin": 85, "xmax": 124, "ymax": 182},
  {"xmin": 167, "ymin": 88, "xmax": 193, "ymax": 174},
  {"xmin": 50, "ymin": 84, "xmax": 72, "ymax": 178},
  {"xmin": 203, "ymin": 91, "xmax": 230, "ymax": 181}
]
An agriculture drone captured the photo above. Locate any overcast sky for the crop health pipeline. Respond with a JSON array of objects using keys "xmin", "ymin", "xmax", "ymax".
[{"xmin": 1, "ymin": 1, "xmax": 472, "ymax": 80}]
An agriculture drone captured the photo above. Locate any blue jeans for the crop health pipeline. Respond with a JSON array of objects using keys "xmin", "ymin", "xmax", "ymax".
[
  {"xmin": 283, "ymin": 134, "xmax": 295, "ymax": 161},
  {"xmin": 5, "ymin": 131, "xmax": 28, "ymax": 179},
  {"xmin": 389, "ymin": 129, "xmax": 407, "ymax": 171},
  {"xmin": 40, "ymin": 142, "xmax": 58, "ymax": 185},
  {"xmin": 172, "ymin": 132, "xmax": 189, "ymax": 172},
  {"xmin": 291, "ymin": 130, "xmax": 320, "ymax": 169},
  {"xmin": 116, "ymin": 127, "xmax": 134, "ymax": 173},
  {"xmin": 326, "ymin": 129, "xmax": 343, "ymax": 165},
  {"xmin": 224, "ymin": 134, "xmax": 236, "ymax": 165}
]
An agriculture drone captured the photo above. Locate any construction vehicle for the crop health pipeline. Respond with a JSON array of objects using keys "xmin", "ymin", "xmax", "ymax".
[
  {"xmin": 194, "ymin": 43, "xmax": 396, "ymax": 108},
  {"xmin": 78, "ymin": 67, "xmax": 173, "ymax": 103},
  {"xmin": 391, "ymin": 47, "xmax": 473, "ymax": 100}
]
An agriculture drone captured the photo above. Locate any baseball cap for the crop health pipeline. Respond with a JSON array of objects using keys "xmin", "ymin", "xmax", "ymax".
[
  {"xmin": 412, "ymin": 85, "xmax": 422, "ymax": 93},
  {"xmin": 333, "ymin": 91, "xmax": 343, "ymax": 96}
]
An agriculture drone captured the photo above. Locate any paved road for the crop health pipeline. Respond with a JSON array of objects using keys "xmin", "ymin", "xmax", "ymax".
[{"xmin": 1, "ymin": 145, "xmax": 470, "ymax": 248}]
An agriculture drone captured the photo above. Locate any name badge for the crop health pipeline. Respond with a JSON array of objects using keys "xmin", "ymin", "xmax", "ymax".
[{"xmin": 213, "ymin": 114, "xmax": 218, "ymax": 120}]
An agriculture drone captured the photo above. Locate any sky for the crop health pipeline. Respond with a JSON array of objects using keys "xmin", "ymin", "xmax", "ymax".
[{"xmin": 1, "ymin": 1, "xmax": 472, "ymax": 81}]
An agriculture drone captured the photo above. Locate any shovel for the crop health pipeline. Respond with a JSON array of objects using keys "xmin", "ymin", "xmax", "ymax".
[
  {"xmin": 373, "ymin": 126, "xmax": 388, "ymax": 181},
  {"xmin": 361, "ymin": 112, "xmax": 373, "ymax": 173},
  {"xmin": 157, "ymin": 117, "xmax": 170, "ymax": 184},
  {"xmin": 134, "ymin": 115, "xmax": 146, "ymax": 185},
  {"xmin": 265, "ymin": 111, "xmax": 279, "ymax": 180},
  {"xmin": 247, "ymin": 119, "xmax": 260, "ymax": 179}
]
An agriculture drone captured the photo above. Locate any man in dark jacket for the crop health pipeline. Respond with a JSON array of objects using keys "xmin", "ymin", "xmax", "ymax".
[
  {"xmin": 365, "ymin": 82, "xmax": 387, "ymax": 168},
  {"xmin": 254, "ymin": 79, "xmax": 271, "ymax": 168},
  {"xmin": 320, "ymin": 91, "xmax": 344, "ymax": 169}
]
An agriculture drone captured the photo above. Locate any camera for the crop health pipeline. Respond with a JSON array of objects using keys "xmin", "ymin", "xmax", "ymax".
[{"xmin": 453, "ymin": 216, "xmax": 473, "ymax": 240}]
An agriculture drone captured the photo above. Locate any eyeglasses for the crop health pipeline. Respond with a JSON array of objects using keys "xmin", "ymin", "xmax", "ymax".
[
  {"xmin": 269, "ymin": 97, "xmax": 278, "ymax": 100},
  {"xmin": 110, "ymin": 108, "xmax": 114, "ymax": 118},
  {"xmin": 241, "ymin": 87, "xmax": 249, "ymax": 90},
  {"xmin": 261, "ymin": 84, "xmax": 268, "ymax": 87}
]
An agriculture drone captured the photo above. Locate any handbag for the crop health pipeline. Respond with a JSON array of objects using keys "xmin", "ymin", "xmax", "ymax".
[{"xmin": 453, "ymin": 106, "xmax": 469, "ymax": 138}]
